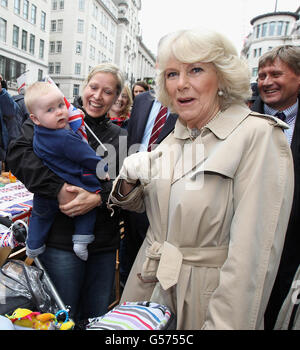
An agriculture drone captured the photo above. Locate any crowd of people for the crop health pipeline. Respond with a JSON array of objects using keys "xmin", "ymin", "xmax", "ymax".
[{"xmin": 0, "ymin": 27, "xmax": 299, "ymax": 330}]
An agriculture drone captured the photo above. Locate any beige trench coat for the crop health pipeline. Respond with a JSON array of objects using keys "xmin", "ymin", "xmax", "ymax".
[{"xmin": 109, "ymin": 104, "xmax": 294, "ymax": 330}]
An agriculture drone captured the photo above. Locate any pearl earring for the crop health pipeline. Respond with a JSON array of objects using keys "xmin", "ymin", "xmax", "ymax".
[{"xmin": 218, "ymin": 90, "xmax": 224, "ymax": 97}]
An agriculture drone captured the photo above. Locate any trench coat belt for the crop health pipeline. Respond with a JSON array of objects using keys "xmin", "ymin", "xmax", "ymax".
[{"xmin": 139, "ymin": 240, "xmax": 229, "ymax": 290}]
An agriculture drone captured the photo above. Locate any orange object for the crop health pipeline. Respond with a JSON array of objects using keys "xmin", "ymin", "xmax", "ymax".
[{"xmin": 9, "ymin": 171, "xmax": 17, "ymax": 183}]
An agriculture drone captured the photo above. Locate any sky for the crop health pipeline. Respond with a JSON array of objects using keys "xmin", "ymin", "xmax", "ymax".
[{"xmin": 139, "ymin": 0, "xmax": 300, "ymax": 55}]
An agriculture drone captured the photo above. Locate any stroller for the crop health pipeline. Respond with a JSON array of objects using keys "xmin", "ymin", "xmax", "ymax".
[
  {"xmin": 0, "ymin": 217, "xmax": 74, "ymax": 330},
  {"xmin": 0, "ymin": 217, "xmax": 176, "ymax": 330}
]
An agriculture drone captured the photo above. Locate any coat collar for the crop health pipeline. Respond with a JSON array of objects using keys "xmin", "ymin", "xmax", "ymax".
[
  {"xmin": 174, "ymin": 104, "xmax": 251, "ymax": 141},
  {"xmin": 154, "ymin": 105, "xmax": 251, "ymax": 235}
]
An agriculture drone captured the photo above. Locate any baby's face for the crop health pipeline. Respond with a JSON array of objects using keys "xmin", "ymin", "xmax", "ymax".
[{"xmin": 31, "ymin": 89, "xmax": 69, "ymax": 129}]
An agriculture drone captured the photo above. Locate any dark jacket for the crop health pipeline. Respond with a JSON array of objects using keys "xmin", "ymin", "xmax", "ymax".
[
  {"xmin": 12, "ymin": 94, "xmax": 30, "ymax": 124},
  {"xmin": 6, "ymin": 96, "xmax": 127, "ymax": 254},
  {"xmin": 251, "ymin": 95, "xmax": 300, "ymax": 329},
  {"xmin": 0, "ymin": 88, "xmax": 22, "ymax": 161}
]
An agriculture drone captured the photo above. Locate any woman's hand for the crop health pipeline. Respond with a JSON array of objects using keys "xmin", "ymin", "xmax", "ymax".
[
  {"xmin": 58, "ymin": 184, "xmax": 102, "ymax": 217},
  {"xmin": 119, "ymin": 149, "xmax": 162, "ymax": 186}
]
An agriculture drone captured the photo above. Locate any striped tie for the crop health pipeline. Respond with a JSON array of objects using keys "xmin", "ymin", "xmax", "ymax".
[
  {"xmin": 147, "ymin": 106, "xmax": 168, "ymax": 151},
  {"xmin": 275, "ymin": 112, "xmax": 286, "ymax": 122}
]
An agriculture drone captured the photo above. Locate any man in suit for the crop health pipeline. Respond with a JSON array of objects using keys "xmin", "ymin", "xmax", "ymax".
[
  {"xmin": 127, "ymin": 90, "xmax": 178, "ymax": 152},
  {"xmin": 251, "ymin": 45, "xmax": 300, "ymax": 329},
  {"xmin": 120, "ymin": 90, "xmax": 178, "ymax": 285}
]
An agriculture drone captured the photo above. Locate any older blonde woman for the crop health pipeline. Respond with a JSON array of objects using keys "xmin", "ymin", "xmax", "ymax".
[{"xmin": 108, "ymin": 29, "xmax": 294, "ymax": 329}]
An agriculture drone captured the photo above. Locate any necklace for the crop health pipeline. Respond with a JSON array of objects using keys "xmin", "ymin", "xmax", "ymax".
[{"xmin": 187, "ymin": 110, "xmax": 221, "ymax": 140}]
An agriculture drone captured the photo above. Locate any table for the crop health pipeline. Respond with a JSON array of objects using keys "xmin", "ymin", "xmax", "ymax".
[{"xmin": 0, "ymin": 181, "xmax": 33, "ymax": 266}]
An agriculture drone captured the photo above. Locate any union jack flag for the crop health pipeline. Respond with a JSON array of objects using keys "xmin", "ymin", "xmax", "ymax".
[
  {"xmin": 63, "ymin": 96, "xmax": 88, "ymax": 142},
  {"xmin": 44, "ymin": 76, "xmax": 88, "ymax": 143}
]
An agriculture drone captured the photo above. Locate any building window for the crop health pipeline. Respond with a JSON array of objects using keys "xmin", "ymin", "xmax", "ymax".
[
  {"xmin": 52, "ymin": 0, "xmax": 57, "ymax": 10},
  {"xmin": 91, "ymin": 24, "xmax": 97, "ymax": 40},
  {"xmin": 23, "ymin": 0, "xmax": 29, "ymax": 19},
  {"xmin": 38, "ymin": 69, "xmax": 43, "ymax": 81},
  {"xmin": 92, "ymin": 3, "xmax": 98, "ymax": 19},
  {"xmin": 77, "ymin": 19, "xmax": 84, "ymax": 33},
  {"xmin": 56, "ymin": 41, "xmax": 62, "ymax": 53},
  {"xmin": 10, "ymin": 60, "xmax": 16, "ymax": 80},
  {"xmin": 48, "ymin": 62, "xmax": 54, "ymax": 74},
  {"xmin": 21, "ymin": 30, "xmax": 27, "ymax": 50},
  {"xmin": 277, "ymin": 21, "xmax": 283, "ymax": 36},
  {"xmin": 59, "ymin": 0, "xmax": 64, "ymax": 9},
  {"xmin": 89, "ymin": 45, "xmax": 95, "ymax": 60},
  {"xmin": 109, "ymin": 40, "xmax": 114, "ymax": 53},
  {"xmin": 51, "ymin": 20, "xmax": 56, "ymax": 32},
  {"xmin": 262, "ymin": 23, "xmax": 268, "ymax": 37},
  {"xmin": 0, "ymin": 56, "xmax": 5, "ymax": 77},
  {"xmin": 12, "ymin": 25, "xmax": 19, "ymax": 47},
  {"xmin": 0, "ymin": 17, "xmax": 6, "ymax": 43},
  {"xmin": 73, "ymin": 84, "xmax": 80, "ymax": 97},
  {"xmin": 78, "ymin": 0, "xmax": 85, "ymax": 10},
  {"xmin": 261, "ymin": 23, "xmax": 268, "ymax": 37},
  {"xmin": 269, "ymin": 21, "xmax": 276, "ymax": 36},
  {"xmin": 284, "ymin": 22, "xmax": 289, "ymax": 36},
  {"xmin": 1, "ymin": 0, "xmax": 8, "ymax": 7},
  {"xmin": 101, "ymin": 12, "xmax": 109, "ymax": 29},
  {"xmin": 41, "ymin": 11, "xmax": 46, "ymax": 30},
  {"xmin": 75, "ymin": 63, "xmax": 81, "ymax": 75},
  {"xmin": 55, "ymin": 62, "xmax": 61, "ymax": 74},
  {"xmin": 49, "ymin": 41, "xmax": 55, "ymax": 53},
  {"xmin": 75, "ymin": 41, "xmax": 82, "ymax": 54},
  {"xmin": 29, "ymin": 34, "xmax": 35, "ymax": 54},
  {"xmin": 57, "ymin": 19, "xmax": 63, "ymax": 32},
  {"xmin": 252, "ymin": 67, "xmax": 258, "ymax": 78},
  {"xmin": 39, "ymin": 39, "xmax": 45, "ymax": 59},
  {"xmin": 31, "ymin": 4, "xmax": 37, "ymax": 24},
  {"xmin": 14, "ymin": 0, "xmax": 20, "ymax": 15},
  {"xmin": 0, "ymin": 55, "xmax": 26, "ymax": 82},
  {"xmin": 110, "ymin": 22, "xmax": 116, "ymax": 36}
]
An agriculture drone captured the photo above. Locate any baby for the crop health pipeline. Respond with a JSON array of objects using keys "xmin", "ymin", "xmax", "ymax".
[{"xmin": 25, "ymin": 82, "xmax": 107, "ymax": 261}]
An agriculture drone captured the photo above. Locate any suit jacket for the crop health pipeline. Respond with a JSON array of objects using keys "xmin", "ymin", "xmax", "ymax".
[
  {"xmin": 251, "ymin": 96, "xmax": 300, "ymax": 329},
  {"xmin": 0, "ymin": 88, "xmax": 21, "ymax": 161},
  {"xmin": 127, "ymin": 91, "xmax": 178, "ymax": 149}
]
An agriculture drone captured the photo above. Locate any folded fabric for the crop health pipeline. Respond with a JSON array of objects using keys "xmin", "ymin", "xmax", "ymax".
[{"xmin": 84, "ymin": 301, "xmax": 175, "ymax": 330}]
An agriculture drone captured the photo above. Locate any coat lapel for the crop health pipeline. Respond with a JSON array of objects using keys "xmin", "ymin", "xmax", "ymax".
[{"xmin": 171, "ymin": 104, "xmax": 251, "ymax": 183}]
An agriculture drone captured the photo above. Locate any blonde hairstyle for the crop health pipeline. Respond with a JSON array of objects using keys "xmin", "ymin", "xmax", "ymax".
[
  {"xmin": 83, "ymin": 63, "xmax": 125, "ymax": 97},
  {"xmin": 24, "ymin": 81, "xmax": 61, "ymax": 114},
  {"xmin": 155, "ymin": 28, "xmax": 251, "ymax": 111},
  {"xmin": 121, "ymin": 84, "xmax": 133, "ymax": 115}
]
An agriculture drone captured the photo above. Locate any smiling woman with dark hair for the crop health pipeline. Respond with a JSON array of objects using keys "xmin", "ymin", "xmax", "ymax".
[
  {"xmin": 109, "ymin": 28, "xmax": 294, "ymax": 330},
  {"xmin": 132, "ymin": 81, "xmax": 149, "ymax": 99}
]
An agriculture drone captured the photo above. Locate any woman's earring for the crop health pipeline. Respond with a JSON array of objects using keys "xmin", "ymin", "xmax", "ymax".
[{"xmin": 218, "ymin": 90, "xmax": 224, "ymax": 97}]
